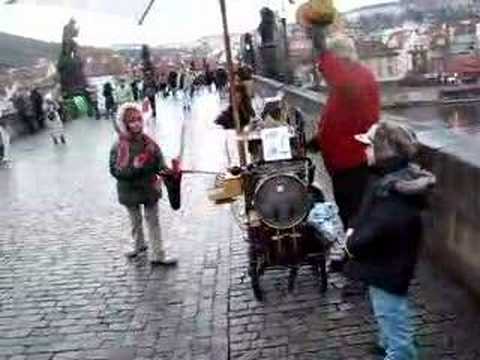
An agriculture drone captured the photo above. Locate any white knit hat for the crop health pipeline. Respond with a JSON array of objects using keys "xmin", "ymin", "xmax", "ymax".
[{"xmin": 327, "ymin": 33, "xmax": 358, "ymax": 61}]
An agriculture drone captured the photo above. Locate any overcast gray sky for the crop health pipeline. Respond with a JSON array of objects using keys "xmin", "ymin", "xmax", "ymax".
[{"xmin": 0, "ymin": 0, "xmax": 392, "ymax": 46}]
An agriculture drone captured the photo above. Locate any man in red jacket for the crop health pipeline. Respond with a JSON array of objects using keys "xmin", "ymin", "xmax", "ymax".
[{"xmin": 314, "ymin": 31, "xmax": 380, "ymax": 229}]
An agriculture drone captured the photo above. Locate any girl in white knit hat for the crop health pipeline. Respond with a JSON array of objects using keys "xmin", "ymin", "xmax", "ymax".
[{"xmin": 44, "ymin": 94, "xmax": 66, "ymax": 145}]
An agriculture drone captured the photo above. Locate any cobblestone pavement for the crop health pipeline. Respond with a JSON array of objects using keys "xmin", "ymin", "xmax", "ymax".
[{"xmin": 0, "ymin": 92, "xmax": 479, "ymax": 360}]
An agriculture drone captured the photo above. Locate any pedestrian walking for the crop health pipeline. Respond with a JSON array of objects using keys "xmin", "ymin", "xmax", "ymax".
[
  {"xmin": 182, "ymin": 69, "xmax": 195, "ymax": 111},
  {"xmin": 204, "ymin": 65, "xmax": 214, "ymax": 93},
  {"xmin": 13, "ymin": 91, "xmax": 36, "ymax": 134},
  {"xmin": 0, "ymin": 116, "xmax": 11, "ymax": 166},
  {"xmin": 44, "ymin": 94, "xmax": 66, "ymax": 145},
  {"xmin": 57, "ymin": 97, "xmax": 68, "ymax": 123},
  {"xmin": 178, "ymin": 70, "xmax": 185, "ymax": 93},
  {"xmin": 30, "ymin": 88, "xmax": 44, "ymax": 129},
  {"xmin": 138, "ymin": 79, "xmax": 144, "ymax": 100},
  {"xmin": 345, "ymin": 121, "xmax": 436, "ymax": 360},
  {"xmin": 143, "ymin": 71, "xmax": 158, "ymax": 118},
  {"xmin": 116, "ymin": 78, "xmax": 134, "ymax": 106},
  {"xmin": 242, "ymin": 33, "xmax": 256, "ymax": 70},
  {"xmin": 103, "ymin": 82, "xmax": 116, "ymax": 120},
  {"xmin": 109, "ymin": 103, "xmax": 177, "ymax": 266},
  {"xmin": 158, "ymin": 73, "xmax": 168, "ymax": 98},
  {"xmin": 167, "ymin": 71, "xmax": 178, "ymax": 98},
  {"xmin": 215, "ymin": 67, "xmax": 228, "ymax": 99},
  {"xmin": 131, "ymin": 79, "xmax": 140, "ymax": 102},
  {"xmin": 86, "ymin": 85, "xmax": 100, "ymax": 120}
]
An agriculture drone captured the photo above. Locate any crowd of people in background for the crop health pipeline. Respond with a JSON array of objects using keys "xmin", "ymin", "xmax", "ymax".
[
  {"xmin": 98, "ymin": 61, "xmax": 230, "ymax": 122},
  {"xmin": 11, "ymin": 88, "xmax": 48, "ymax": 135},
  {"xmin": 1, "ymin": 59, "xmax": 230, "ymax": 154}
]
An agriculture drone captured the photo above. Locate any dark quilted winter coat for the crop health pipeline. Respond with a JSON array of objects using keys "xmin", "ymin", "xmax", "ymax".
[{"xmin": 109, "ymin": 139, "xmax": 167, "ymax": 207}]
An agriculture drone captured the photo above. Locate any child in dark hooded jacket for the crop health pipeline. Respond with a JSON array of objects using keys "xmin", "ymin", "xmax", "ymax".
[{"xmin": 345, "ymin": 122, "xmax": 436, "ymax": 360}]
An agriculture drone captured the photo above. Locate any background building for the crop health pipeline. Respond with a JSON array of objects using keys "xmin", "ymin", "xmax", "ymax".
[
  {"xmin": 343, "ymin": 2, "xmax": 404, "ymax": 23},
  {"xmin": 402, "ymin": 0, "xmax": 474, "ymax": 11}
]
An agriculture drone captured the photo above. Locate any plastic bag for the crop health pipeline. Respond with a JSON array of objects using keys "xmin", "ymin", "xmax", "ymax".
[{"xmin": 307, "ymin": 202, "xmax": 344, "ymax": 244}]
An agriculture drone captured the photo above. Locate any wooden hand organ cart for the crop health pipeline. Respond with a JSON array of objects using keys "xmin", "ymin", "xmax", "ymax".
[{"xmin": 211, "ymin": 97, "xmax": 329, "ymax": 301}]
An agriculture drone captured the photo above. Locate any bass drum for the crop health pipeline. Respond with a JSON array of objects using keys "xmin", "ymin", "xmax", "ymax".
[{"xmin": 253, "ymin": 174, "xmax": 310, "ymax": 230}]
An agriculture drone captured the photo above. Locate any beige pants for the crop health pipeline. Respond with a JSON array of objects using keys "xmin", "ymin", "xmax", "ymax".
[{"xmin": 126, "ymin": 202, "xmax": 165, "ymax": 261}]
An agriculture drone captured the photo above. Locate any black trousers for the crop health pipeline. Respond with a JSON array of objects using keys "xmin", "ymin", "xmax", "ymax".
[
  {"xmin": 35, "ymin": 110, "xmax": 44, "ymax": 129},
  {"xmin": 331, "ymin": 165, "xmax": 371, "ymax": 228},
  {"xmin": 148, "ymin": 96, "xmax": 156, "ymax": 118},
  {"xmin": 22, "ymin": 116, "xmax": 37, "ymax": 134}
]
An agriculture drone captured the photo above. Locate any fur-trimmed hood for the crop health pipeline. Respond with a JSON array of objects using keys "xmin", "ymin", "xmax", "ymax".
[
  {"xmin": 115, "ymin": 102, "xmax": 142, "ymax": 135},
  {"xmin": 376, "ymin": 163, "xmax": 436, "ymax": 197}
]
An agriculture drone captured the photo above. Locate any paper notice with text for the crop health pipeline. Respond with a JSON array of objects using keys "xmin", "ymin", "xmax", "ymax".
[{"xmin": 260, "ymin": 126, "xmax": 292, "ymax": 161}]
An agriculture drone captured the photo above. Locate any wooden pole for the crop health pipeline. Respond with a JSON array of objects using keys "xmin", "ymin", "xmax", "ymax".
[
  {"xmin": 138, "ymin": 0, "xmax": 157, "ymax": 25},
  {"xmin": 218, "ymin": 0, "xmax": 247, "ymax": 166},
  {"xmin": 281, "ymin": 0, "xmax": 293, "ymax": 84}
]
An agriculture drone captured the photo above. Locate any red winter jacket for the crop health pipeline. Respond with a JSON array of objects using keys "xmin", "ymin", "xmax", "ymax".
[{"xmin": 316, "ymin": 52, "xmax": 380, "ymax": 175}]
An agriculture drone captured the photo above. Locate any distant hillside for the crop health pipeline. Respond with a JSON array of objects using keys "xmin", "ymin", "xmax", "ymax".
[{"xmin": 0, "ymin": 32, "xmax": 60, "ymax": 68}]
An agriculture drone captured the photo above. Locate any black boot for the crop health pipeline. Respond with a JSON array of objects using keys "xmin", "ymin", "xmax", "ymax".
[
  {"xmin": 341, "ymin": 280, "xmax": 367, "ymax": 298},
  {"xmin": 329, "ymin": 255, "xmax": 348, "ymax": 273},
  {"xmin": 369, "ymin": 344, "xmax": 386, "ymax": 357}
]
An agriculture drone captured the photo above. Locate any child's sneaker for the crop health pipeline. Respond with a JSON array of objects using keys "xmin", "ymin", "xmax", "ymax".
[
  {"xmin": 124, "ymin": 245, "xmax": 147, "ymax": 259},
  {"xmin": 150, "ymin": 256, "xmax": 178, "ymax": 266}
]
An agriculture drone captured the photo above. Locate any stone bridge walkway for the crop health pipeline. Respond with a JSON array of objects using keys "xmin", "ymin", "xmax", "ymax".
[{"xmin": 0, "ymin": 92, "xmax": 479, "ymax": 360}]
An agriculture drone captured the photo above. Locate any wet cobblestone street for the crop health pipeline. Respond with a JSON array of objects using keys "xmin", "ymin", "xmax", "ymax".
[{"xmin": 0, "ymin": 93, "xmax": 479, "ymax": 359}]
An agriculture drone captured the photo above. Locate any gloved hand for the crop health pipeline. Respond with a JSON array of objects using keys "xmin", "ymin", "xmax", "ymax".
[
  {"xmin": 306, "ymin": 138, "xmax": 320, "ymax": 153},
  {"xmin": 133, "ymin": 153, "xmax": 150, "ymax": 168}
]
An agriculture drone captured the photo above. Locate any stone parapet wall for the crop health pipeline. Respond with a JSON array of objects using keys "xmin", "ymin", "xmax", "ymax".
[
  {"xmin": 254, "ymin": 74, "xmax": 480, "ymax": 298},
  {"xmin": 419, "ymin": 132, "xmax": 480, "ymax": 298},
  {"xmin": 255, "ymin": 76, "xmax": 440, "ymax": 109}
]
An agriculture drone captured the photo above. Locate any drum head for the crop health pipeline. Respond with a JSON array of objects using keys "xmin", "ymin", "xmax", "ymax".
[{"xmin": 253, "ymin": 174, "xmax": 310, "ymax": 229}]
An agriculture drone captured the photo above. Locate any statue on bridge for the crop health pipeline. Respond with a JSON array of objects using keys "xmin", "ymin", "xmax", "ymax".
[
  {"xmin": 57, "ymin": 18, "xmax": 87, "ymax": 96},
  {"xmin": 258, "ymin": 7, "xmax": 277, "ymax": 47},
  {"xmin": 257, "ymin": 7, "xmax": 283, "ymax": 80}
]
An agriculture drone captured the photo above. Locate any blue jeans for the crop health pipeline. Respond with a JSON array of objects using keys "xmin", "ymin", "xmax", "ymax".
[{"xmin": 369, "ymin": 286, "xmax": 417, "ymax": 360}]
